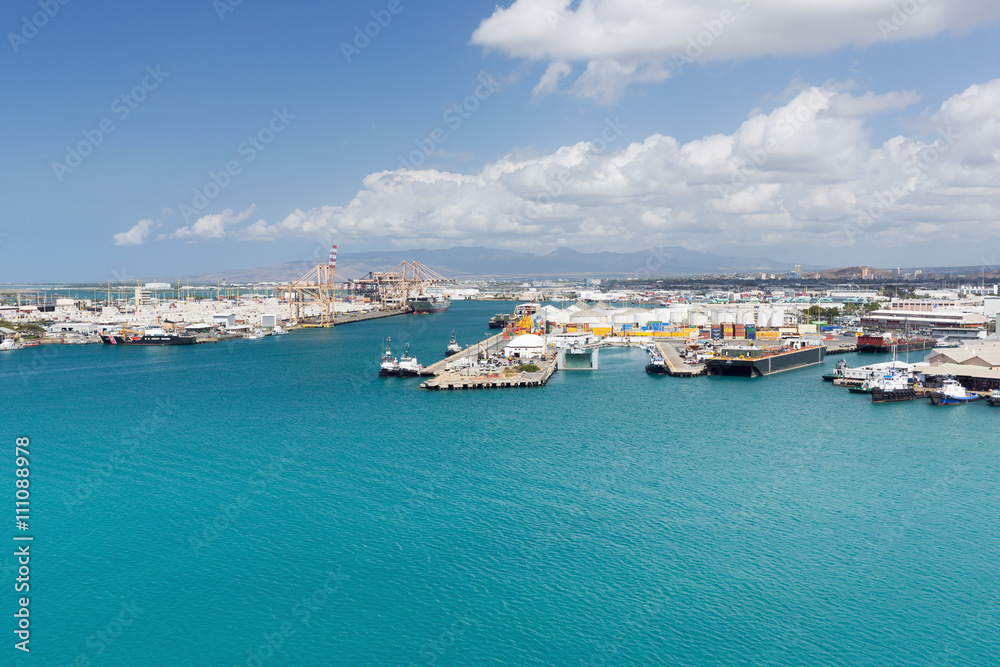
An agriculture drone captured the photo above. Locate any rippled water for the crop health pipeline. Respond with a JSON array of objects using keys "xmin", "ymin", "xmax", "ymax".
[{"xmin": 4, "ymin": 301, "xmax": 998, "ymax": 665}]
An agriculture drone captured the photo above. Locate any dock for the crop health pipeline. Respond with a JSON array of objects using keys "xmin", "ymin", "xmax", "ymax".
[
  {"xmin": 420, "ymin": 358, "xmax": 557, "ymax": 390},
  {"xmin": 299, "ymin": 309, "xmax": 407, "ymax": 327},
  {"xmin": 419, "ymin": 332, "xmax": 507, "ymax": 376},
  {"xmin": 655, "ymin": 341, "xmax": 706, "ymax": 377}
]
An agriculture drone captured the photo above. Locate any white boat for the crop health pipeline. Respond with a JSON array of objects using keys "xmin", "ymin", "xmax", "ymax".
[
  {"xmin": 929, "ymin": 376, "xmax": 980, "ymax": 405},
  {"xmin": 445, "ymin": 331, "xmax": 461, "ymax": 356},
  {"xmin": 272, "ymin": 325, "xmax": 286, "ymax": 335},
  {"xmin": 379, "ymin": 337, "xmax": 399, "ymax": 376},
  {"xmin": 244, "ymin": 329, "xmax": 265, "ymax": 340},
  {"xmin": 824, "ymin": 359, "xmax": 914, "ymax": 382},
  {"xmin": 1, "ymin": 338, "xmax": 22, "ymax": 351},
  {"xmin": 398, "ymin": 343, "xmax": 421, "ymax": 377}
]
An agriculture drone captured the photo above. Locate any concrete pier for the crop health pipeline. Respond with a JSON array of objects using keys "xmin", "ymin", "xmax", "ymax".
[
  {"xmin": 419, "ymin": 332, "xmax": 507, "ymax": 376},
  {"xmin": 655, "ymin": 341, "xmax": 706, "ymax": 377}
]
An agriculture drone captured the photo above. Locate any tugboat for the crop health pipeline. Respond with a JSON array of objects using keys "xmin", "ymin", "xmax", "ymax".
[
  {"xmin": 445, "ymin": 331, "xmax": 461, "ymax": 356},
  {"xmin": 378, "ymin": 337, "xmax": 399, "ymax": 376},
  {"xmin": 398, "ymin": 343, "xmax": 421, "ymax": 377},
  {"xmin": 822, "ymin": 359, "xmax": 850, "ymax": 381},
  {"xmin": 986, "ymin": 390, "xmax": 1000, "ymax": 406},
  {"xmin": 645, "ymin": 346, "xmax": 669, "ymax": 375},
  {"xmin": 871, "ymin": 371, "xmax": 920, "ymax": 403},
  {"xmin": 929, "ymin": 376, "xmax": 980, "ymax": 405}
]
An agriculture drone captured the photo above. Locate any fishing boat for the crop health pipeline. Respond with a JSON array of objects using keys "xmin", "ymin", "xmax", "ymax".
[
  {"xmin": 378, "ymin": 337, "xmax": 399, "ymax": 376},
  {"xmin": 929, "ymin": 376, "xmax": 981, "ymax": 405},
  {"xmin": 398, "ymin": 343, "xmax": 421, "ymax": 377},
  {"xmin": 445, "ymin": 331, "xmax": 461, "ymax": 356}
]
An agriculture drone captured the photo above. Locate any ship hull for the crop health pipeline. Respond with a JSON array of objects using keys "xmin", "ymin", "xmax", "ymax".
[
  {"xmin": 100, "ymin": 334, "xmax": 196, "ymax": 345},
  {"xmin": 856, "ymin": 338, "xmax": 936, "ymax": 353},
  {"xmin": 929, "ymin": 393, "xmax": 980, "ymax": 405},
  {"xmin": 706, "ymin": 346, "xmax": 825, "ymax": 378},
  {"xmin": 644, "ymin": 364, "xmax": 669, "ymax": 375},
  {"xmin": 406, "ymin": 298, "xmax": 451, "ymax": 314},
  {"xmin": 871, "ymin": 388, "xmax": 918, "ymax": 403}
]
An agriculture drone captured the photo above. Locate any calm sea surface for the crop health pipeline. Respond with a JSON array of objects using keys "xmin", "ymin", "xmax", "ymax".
[{"xmin": 3, "ymin": 300, "xmax": 998, "ymax": 665}]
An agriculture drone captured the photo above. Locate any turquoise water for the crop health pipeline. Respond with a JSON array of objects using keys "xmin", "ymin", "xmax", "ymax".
[{"xmin": 3, "ymin": 301, "xmax": 999, "ymax": 665}]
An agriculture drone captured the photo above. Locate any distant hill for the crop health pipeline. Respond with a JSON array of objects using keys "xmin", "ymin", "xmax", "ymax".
[
  {"xmin": 808, "ymin": 266, "xmax": 894, "ymax": 280},
  {"xmin": 177, "ymin": 246, "xmax": 808, "ymax": 283}
]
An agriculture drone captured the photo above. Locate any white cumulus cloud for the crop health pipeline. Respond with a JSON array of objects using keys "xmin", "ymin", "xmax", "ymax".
[
  {"xmin": 471, "ymin": 0, "xmax": 1000, "ymax": 103},
  {"xmin": 234, "ymin": 78, "xmax": 1000, "ymax": 256},
  {"xmin": 113, "ymin": 219, "xmax": 156, "ymax": 246},
  {"xmin": 164, "ymin": 206, "xmax": 259, "ymax": 242}
]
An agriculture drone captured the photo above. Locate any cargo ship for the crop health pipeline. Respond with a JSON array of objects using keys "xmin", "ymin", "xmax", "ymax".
[
  {"xmin": 705, "ymin": 341, "xmax": 825, "ymax": 377},
  {"xmin": 100, "ymin": 327, "xmax": 197, "ymax": 345},
  {"xmin": 406, "ymin": 295, "xmax": 451, "ymax": 313},
  {"xmin": 488, "ymin": 313, "xmax": 514, "ymax": 329},
  {"xmin": 857, "ymin": 334, "xmax": 936, "ymax": 353}
]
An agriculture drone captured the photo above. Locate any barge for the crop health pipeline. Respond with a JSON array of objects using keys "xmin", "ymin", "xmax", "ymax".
[
  {"xmin": 705, "ymin": 340, "xmax": 825, "ymax": 377},
  {"xmin": 857, "ymin": 334, "xmax": 936, "ymax": 354}
]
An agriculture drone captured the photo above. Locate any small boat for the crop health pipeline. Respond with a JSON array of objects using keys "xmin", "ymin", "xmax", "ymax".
[
  {"xmin": 0, "ymin": 338, "xmax": 22, "ymax": 351},
  {"xmin": 871, "ymin": 371, "xmax": 919, "ymax": 403},
  {"xmin": 272, "ymin": 325, "xmax": 287, "ymax": 335},
  {"xmin": 645, "ymin": 348, "xmax": 668, "ymax": 375},
  {"xmin": 398, "ymin": 343, "xmax": 421, "ymax": 377},
  {"xmin": 378, "ymin": 337, "xmax": 399, "ymax": 376},
  {"xmin": 929, "ymin": 376, "xmax": 981, "ymax": 405},
  {"xmin": 445, "ymin": 331, "xmax": 461, "ymax": 356},
  {"xmin": 244, "ymin": 329, "xmax": 265, "ymax": 340},
  {"xmin": 986, "ymin": 390, "xmax": 1000, "ymax": 407},
  {"xmin": 822, "ymin": 359, "xmax": 849, "ymax": 381}
]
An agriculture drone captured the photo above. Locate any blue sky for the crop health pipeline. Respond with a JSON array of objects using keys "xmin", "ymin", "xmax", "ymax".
[{"xmin": 2, "ymin": 0, "xmax": 1000, "ymax": 281}]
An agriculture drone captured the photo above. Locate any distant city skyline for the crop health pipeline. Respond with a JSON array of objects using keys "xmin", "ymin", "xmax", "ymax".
[{"xmin": 3, "ymin": 0, "xmax": 1000, "ymax": 281}]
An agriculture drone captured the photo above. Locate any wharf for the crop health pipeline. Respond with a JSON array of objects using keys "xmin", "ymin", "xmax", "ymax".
[
  {"xmin": 421, "ymin": 359, "xmax": 557, "ymax": 390},
  {"xmin": 655, "ymin": 341, "xmax": 706, "ymax": 377},
  {"xmin": 419, "ymin": 332, "xmax": 507, "ymax": 376},
  {"xmin": 299, "ymin": 309, "xmax": 406, "ymax": 327}
]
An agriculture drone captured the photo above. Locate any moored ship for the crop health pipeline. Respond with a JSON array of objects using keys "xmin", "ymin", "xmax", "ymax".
[
  {"xmin": 488, "ymin": 313, "xmax": 514, "ymax": 329},
  {"xmin": 857, "ymin": 334, "xmax": 936, "ymax": 353},
  {"xmin": 705, "ymin": 340, "xmax": 825, "ymax": 377},
  {"xmin": 100, "ymin": 328, "xmax": 197, "ymax": 345},
  {"xmin": 406, "ymin": 295, "xmax": 451, "ymax": 313}
]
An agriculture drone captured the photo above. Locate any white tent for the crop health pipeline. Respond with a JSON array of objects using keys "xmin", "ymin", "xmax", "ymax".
[{"xmin": 505, "ymin": 334, "xmax": 545, "ymax": 359}]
